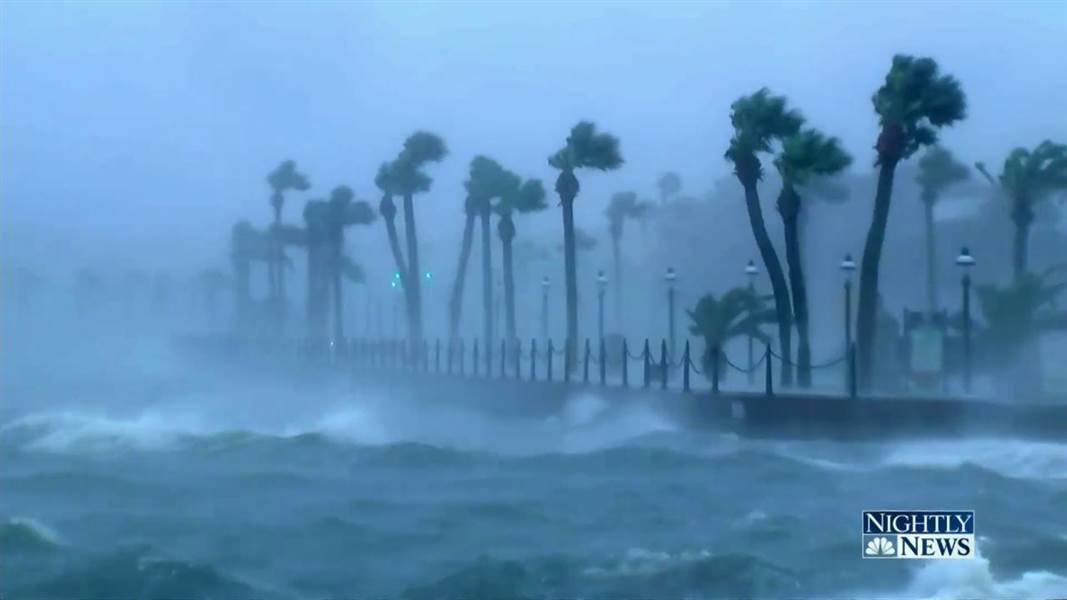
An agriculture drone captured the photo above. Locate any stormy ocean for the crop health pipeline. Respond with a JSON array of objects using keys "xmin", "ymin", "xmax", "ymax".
[{"xmin": 3, "ymin": 318, "xmax": 1067, "ymax": 600}]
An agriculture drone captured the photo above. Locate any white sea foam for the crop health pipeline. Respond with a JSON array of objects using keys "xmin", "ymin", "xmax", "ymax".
[
  {"xmin": 888, "ymin": 554, "xmax": 1067, "ymax": 600},
  {"xmin": 882, "ymin": 438, "xmax": 1067, "ymax": 480},
  {"xmin": 0, "ymin": 410, "xmax": 215, "ymax": 453}
]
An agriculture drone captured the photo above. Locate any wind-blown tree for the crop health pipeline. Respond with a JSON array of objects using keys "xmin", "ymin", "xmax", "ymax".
[
  {"xmin": 975, "ymin": 141, "xmax": 1067, "ymax": 280},
  {"xmin": 266, "ymin": 160, "xmax": 310, "ymax": 321},
  {"xmin": 604, "ymin": 191, "xmax": 652, "ymax": 331},
  {"xmin": 496, "ymin": 172, "xmax": 547, "ymax": 345},
  {"xmin": 856, "ymin": 55, "xmax": 966, "ymax": 391},
  {"xmin": 656, "ymin": 172, "xmax": 682, "ymax": 205},
  {"xmin": 549, "ymin": 122, "xmax": 623, "ymax": 358},
  {"xmin": 324, "ymin": 186, "xmax": 376, "ymax": 343},
  {"xmin": 724, "ymin": 88, "xmax": 803, "ymax": 385},
  {"xmin": 376, "ymin": 133, "xmax": 447, "ymax": 351},
  {"xmin": 687, "ymin": 287, "xmax": 775, "ymax": 382},
  {"xmin": 302, "ymin": 200, "xmax": 329, "ymax": 340},
  {"xmin": 774, "ymin": 127, "xmax": 852, "ymax": 387},
  {"xmin": 915, "ymin": 146, "xmax": 969, "ymax": 314},
  {"xmin": 457, "ymin": 157, "xmax": 509, "ymax": 351}
]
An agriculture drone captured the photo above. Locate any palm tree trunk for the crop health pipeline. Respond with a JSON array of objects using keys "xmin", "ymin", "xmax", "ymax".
[
  {"xmin": 1012, "ymin": 210, "xmax": 1030, "ymax": 281},
  {"xmin": 502, "ymin": 231, "xmax": 517, "ymax": 344},
  {"xmin": 332, "ymin": 246, "xmax": 344, "ymax": 343},
  {"xmin": 380, "ymin": 197, "xmax": 409, "ymax": 341},
  {"xmin": 448, "ymin": 212, "xmax": 476, "ymax": 342},
  {"xmin": 562, "ymin": 199, "xmax": 578, "ymax": 359},
  {"xmin": 743, "ymin": 180, "xmax": 793, "ymax": 386},
  {"xmin": 856, "ymin": 160, "xmax": 899, "ymax": 391},
  {"xmin": 923, "ymin": 197, "xmax": 938, "ymax": 314},
  {"xmin": 480, "ymin": 208, "xmax": 493, "ymax": 351},
  {"xmin": 780, "ymin": 188, "xmax": 810, "ymax": 387},
  {"xmin": 611, "ymin": 233, "xmax": 622, "ymax": 333},
  {"xmin": 402, "ymin": 194, "xmax": 423, "ymax": 351}
]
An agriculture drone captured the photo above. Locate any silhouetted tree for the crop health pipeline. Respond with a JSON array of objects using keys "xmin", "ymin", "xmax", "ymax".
[
  {"xmin": 976, "ymin": 141, "xmax": 1067, "ymax": 280},
  {"xmin": 687, "ymin": 287, "xmax": 774, "ymax": 382},
  {"xmin": 496, "ymin": 172, "xmax": 546, "ymax": 344},
  {"xmin": 266, "ymin": 160, "xmax": 310, "ymax": 323},
  {"xmin": 549, "ymin": 122, "xmax": 623, "ymax": 358},
  {"xmin": 457, "ymin": 156, "xmax": 509, "ymax": 350},
  {"xmin": 775, "ymin": 127, "xmax": 852, "ymax": 387},
  {"xmin": 915, "ymin": 146, "xmax": 969, "ymax": 314},
  {"xmin": 302, "ymin": 200, "xmax": 330, "ymax": 341},
  {"xmin": 656, "ymin": 172, "xmax": 682, "ymax": 205},
  {"xmin": 856, "ymin": 55, "xmax": 966, "ymax": 391},
  {"xmin": 604, "ymin": 191, "xmax": 651, "ymax": 331},
  {"xmin": 325, "ymin": 186, "xmax": 376, "ymax": 343},
  {"xmin": 725, "ymin": 88, "xmax": 802, "ymax": 385}
]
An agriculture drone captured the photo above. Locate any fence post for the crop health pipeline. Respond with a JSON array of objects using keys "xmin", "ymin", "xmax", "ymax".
[
  {"xmin": 683, "ymin": 340, "xmax": 691, "ymax": 393},
  {"xmin": 473, "ymin": 339, "xmax": 480, "ymax": 377},
  {"xmin": 500, "ymin": 339, "xmax": 506, "ymax": 379},
  {"xmin": 764, "ymin": 344, "xmax": 774, "ymax": 397},
  {"xmin": 583, "ymin": 338, "xmax": 591, "ymax": 384},
  {"xmin": 642, "ymin": 339, "xmax": 651, "ymax": 389},
  {"xmin": 660, "ymin": 339, "xmax": 668, "ymax": 390},
  {"xmin": 848, "ymin": 341, "xmax": 857, "ymax": 399},
  {"xmin": 547, "ymin": 339, "xmax": 555, "ymax": 382},
  {"xmin": 530, "ymin": 339, "xmax": 537, "ymax": 381},
  {"xmin": 622, "ymin": 338, "xmax": 629, "ymax": 388},
  {"xmin": 599, "ymin": 337, "xmax": 606, "ymax": 386},
  {"xmin": 564, "ymin": 340, "xmax": 572, "ymax": 384},
  {"xmin": 712, "ymin": 345, "xmax": 720, "ymax": 394},
  {"xmin": 459, "ymin": 339, "xmax": 466, "ymax": 376}
]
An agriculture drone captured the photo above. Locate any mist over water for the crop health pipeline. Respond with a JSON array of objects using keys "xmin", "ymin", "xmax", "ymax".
[{"xmin": 4, "ymin": 1, "xmax": 1067, "ymax": 598}]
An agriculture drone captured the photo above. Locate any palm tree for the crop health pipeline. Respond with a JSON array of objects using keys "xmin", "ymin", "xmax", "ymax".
[
  {"xmin": 548, "ymin": 122, "xmax": 623, "ymax": 359},
  {"xmin": 774, "ymin": 127, "xmax": 852, "ymax": 387},
  {"xmin": 856, "ymin": 55, "xmax": 966, "ymax": 391},
  {"xmin": 377, "ymin": 132, "xmax": 447, "ymax": 351},
  {"xmin": 459, "ymin": 157, "xmax": 509, "ymax": 352},
  {"xmin": 724, "ymin": 88, "xmax": 803, "ymax": 385},
  {"xmin": 496, "ymin": 172, "xmax": 547, "ymax": 345},
  {"xmin": 975, "ymin": 141, "xmax": 1067, "ymax": 280},
  {"xmin": 604, "ymin": 191, "xmax": 652, "ymax": 331},
  {"xmin": 324, "ymin": 186, "xmax": 376, "ymax": 343},
  {"xmin": 656, "ymin": 172, "xmax": 682, "ymax": 205},
  {"xmin": 302, "ymin": 200, "xmax": 330, "ymax": 341},
  {"xmin": 266, "ymin": 160, "xmax": 310, "ymax": 322},
  {"xmin": 915, "ymin": 146, "xmax": 969, "ymax": 314},
  {"xmin": 687, "ymin": 287, "xmax": 775, "ymax": 382}
]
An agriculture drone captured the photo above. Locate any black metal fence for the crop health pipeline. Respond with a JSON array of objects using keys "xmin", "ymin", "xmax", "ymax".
[{"xmin": 316, "ymin": 337, "xmax": 860, "ymax": 398}]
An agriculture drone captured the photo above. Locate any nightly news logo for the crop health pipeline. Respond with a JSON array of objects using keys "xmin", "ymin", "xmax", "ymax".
[{"xmin": 862, "ymin": 510, "xmax": 975, "ymax": 559}]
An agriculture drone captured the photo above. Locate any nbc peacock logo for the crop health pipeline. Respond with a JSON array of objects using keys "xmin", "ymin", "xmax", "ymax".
[{"xmin": 864, "ymin": 536, "xmax": 896, "ymax": 557}]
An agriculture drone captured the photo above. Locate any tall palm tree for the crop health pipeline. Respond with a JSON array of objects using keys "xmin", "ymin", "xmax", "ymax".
[
  {"xmin": 656, "ymin": 172, "xmax": 682, "ymax": 205},
  {"xmin": 975, "ymin": 141, "xmax": 1067, "ymax": 280},
  {"xmin": 324, "ymin": 186, "xmax": 376, "ymax": 343},
  {"xmin": 302, "ymin": 200, "xmax": 330, "ymax": 341},
  {"xmin": 460, "ymin": 157, "xmax": 509, "ymax": 352},
  {"xmin": 266, "ymin": 160, "xmax": 310, "ymax": 322},
  {"xmin": 724, "ymin": 88, "xmax": 803, "ymax": 385},
  {"xmin": 856, "ymin": 55, "xmax": 966, "ymax": 391},
  {"xmin": 448, "ymin": 194, "xmax": 481, "ymax": 343},
  {"xmin": 377, "ymin": 132, "xmax": 447, "ymax": 351},
  {"xmin": 548, "ymin": 122, "xmax": 623, "ymax": 358},
  {"xmin": 916, "ymin": 146, "xmax": 969, "ymax": 313},
  {"xmin": 604, "ymin": 191, "xmax": 652, "ymax": 331},
  {"xmin": 774, "ymin": 127, "xmax": 852, "ymax": 387},
  {"xmin": 687, "ymin": 287, "xmax": 775, "ymax": 382},
  {"xmin": 496, "ymin": 172, "xmax": 547, "ymax": 345}
]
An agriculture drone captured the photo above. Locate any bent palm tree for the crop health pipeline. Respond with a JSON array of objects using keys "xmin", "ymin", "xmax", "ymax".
[
  {"xmin": 975, "ymin": 141, "xmax": 1067, "ymax": 280},
  {"xmin": 496, "ymin": 173, "xmax": 547, "ymax": 345},
  {"xmin": 724, "ymin": 88, "xmax": 803, "ymax": 385},
  {"xmin": 604, "ymin": 191, "xmax": 652, "ymax": 331},
  {"xmin": 687, "ymin": 287, "xmax": 775, "ymax": 382},
  {"xmin": 915, "ymin": 146, "xmax": 969, "ymax": 314},
  {"xmin": 856, "ymin": 55, "xmax": 966, "ymax": 391},
  {"xmin": 266, "ymin": 160, "xmax": 310, "ymax": 323},
  {"xmin": 549, "ymin": 122, "xmax": 623, "ymax": 360},
  {"xmin": 325, "ymin": 186, "xmax": 376, "ymax": 343},
  {"xmin": 461, "ymin": 157, "xmax": 509, "ymax": 352},
  {"xmin": 775, "ymin": 127, "xmax": 852, "ymax": 387}
]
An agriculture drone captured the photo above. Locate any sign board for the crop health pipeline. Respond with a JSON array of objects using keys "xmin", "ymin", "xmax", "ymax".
[{"xmin": 910, "ymin": 327, "xmax": 944, "ymax": 374}]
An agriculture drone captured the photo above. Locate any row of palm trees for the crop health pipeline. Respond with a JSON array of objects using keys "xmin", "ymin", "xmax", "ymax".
[{"xmin": 229, "ymin": 53, "xmax": 1064, "ymax": 394}]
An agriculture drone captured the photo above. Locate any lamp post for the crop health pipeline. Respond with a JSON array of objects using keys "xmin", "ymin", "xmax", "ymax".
[
  {"xmin": 745, "ymin": 260, "xmax": 759, "ymax": 384},
  {"xmin": 840, "ymin": 254, "xmax": 856, "ymax": 352},
  {"xmin": 665, "ymin": 267, "xmax": 678, "ymax": 359},
  {"xmin": 540, "ymin": 275, "xmax": 550, "ymax": 340},
  {"xmin": 956, "ymin": 246, "xmax": 975, "ymax": 394},
  {"xmin": 596, "ymin": 270, "xmax": 608, "ymax": 342}
]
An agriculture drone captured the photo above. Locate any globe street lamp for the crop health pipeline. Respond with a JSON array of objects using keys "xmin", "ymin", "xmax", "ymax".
[
  {"xmin": 840, "ymin": 254, "xmax": 856, "ymax": 352},
  {"xmin": 956, "ymin": 246, "xmax": 975, "ymax": 394},
  {"xmin": 665, "ymin": 267, "xmax": 678, "ymax": 359},
  {"xmin": 745, "ymin": 260, "xmax": 759, "ymax": 384},
  {"xmin": 540, "ymin": 275, "xmax": 550, "ymax": 341},
  {"xmin": 596, "ymin": 270, "xmax": 608, "ymax": 342}
]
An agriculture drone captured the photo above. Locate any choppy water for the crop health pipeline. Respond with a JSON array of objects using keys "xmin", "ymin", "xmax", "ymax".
[{"xmin": 3, "ymin": 327, "xmax": 1067, "ymax": 599}]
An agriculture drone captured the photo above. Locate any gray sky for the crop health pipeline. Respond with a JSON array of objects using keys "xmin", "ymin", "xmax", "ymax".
[{"xmin": 2, "ymin": 0, "xmax": 1066, "ymax": 275}]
